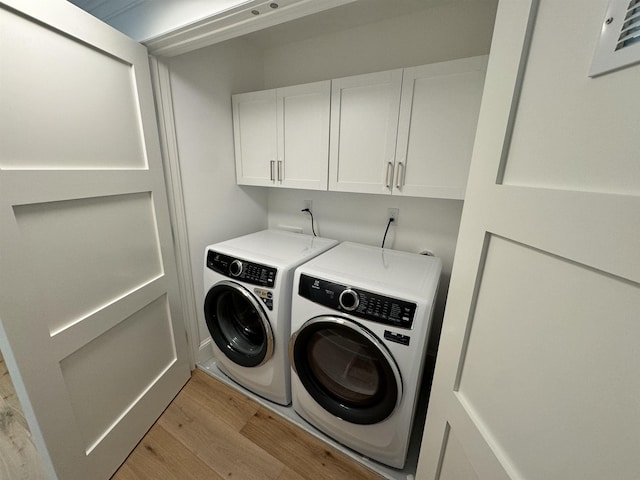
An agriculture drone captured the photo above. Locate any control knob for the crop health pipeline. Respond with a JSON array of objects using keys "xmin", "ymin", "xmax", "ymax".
[
  {"xmin": 339, "ymin": 289, "xmax": 359, "ymax": 311},
  {"xmin": 229, "ymin": 259, "xmax": 243, "ymax": 277}
]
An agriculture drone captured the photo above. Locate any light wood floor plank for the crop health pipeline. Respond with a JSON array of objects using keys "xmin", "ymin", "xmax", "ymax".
[
  {"xmin": 2, "ymin": 350, "xmax": 387, "ymax": 480},
  {"xmin": 110, "ymin": 462, "xmax": 139, "ymax": 480},
  {"xmin": 183, "ymin": 369, "xmax": 260, "ymax": 431},
  {"xmin": 114, "ymin": 369, "xmax": 385, "ymax": 480},
  {"xmin": 276, "ymin": 466, "xmax": 308, "ymax": 480},
  {"xmin": 241, "ymin": 407, "xmax": 382, "ymax": 480},
  {"xmin": 0, "ymin": 357, "xmax": 28, "ymax": 430},
  {"xmin": 0, "ymin": 353, "xmax": 47, "ymax": 480},
  {"xmin": 158, "ymin": 384, "xmax": 285, "ymax": 480},
  {"xmin": 111, "ymin": 424, "xmax": 223, "ymax": 480}
]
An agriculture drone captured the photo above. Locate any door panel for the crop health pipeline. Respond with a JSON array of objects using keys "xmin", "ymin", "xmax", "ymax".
[
  {"xmin": 329, "ymin": 70, "xmax": 402, "ymax": 194},
  {"xmin": 457, "ymin": 235, "xmax": 640, "ymax": 480},
  {"xmin": 418, "ymin": 0, "xmax": 640, "ymax": 479},
  {"xmin": 13, "ymin": 193, "xmax": 163, "ymax": 335},
  {"xmin": 0, "ymin": 1, "xmax": 190, "ymax": 479},
  {"xmin": 0, "ymin": 7, "xmax": 146, "ymax": 170},
  {"xmin": 501, "ymin": 5, "xmax": 640, "ymax": 196},
  {"xmin": 395, "ymin": 57, "xmax": 487, "ymax": 199},
  {"xmin": 59, "ymin": 295, "xmax": 176, "ymax": 454},
  {"xmin": 232, "ymin": 90, "xmax": 277, "ymax": 186},
  {"xmin": 438, "ymin": 427, "xmax": 479, "ymax": 480},
  {"xmin": 278, "ymin": 81, "xmax": 330, "ymax": 190}
]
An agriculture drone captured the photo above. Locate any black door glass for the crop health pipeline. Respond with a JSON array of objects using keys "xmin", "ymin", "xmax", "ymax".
[
  {"xmin": 217, "ymin": 290, "xmax": 264, "ymax": 355},
  {"xmin": 308, "ymin": 329, "xmax": 381, "ymax": 406},
  {"xmin": 292, "ymin": 320, "xmax": 399, "ymax": 424},
  {"xmin": 204, "ymin": 284, "xmax": 269, "ymax": 367}
]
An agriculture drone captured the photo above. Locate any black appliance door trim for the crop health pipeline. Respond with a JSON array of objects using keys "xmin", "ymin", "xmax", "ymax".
[
  {"xmin": 289, "ymin": 315, "xmax": 402, "ymax": 425},
  {"xmin": 204, "ymin": 280, "xmax": 274, "ymax": 367}
]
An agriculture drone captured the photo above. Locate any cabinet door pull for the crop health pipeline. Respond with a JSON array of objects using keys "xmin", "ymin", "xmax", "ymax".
[
  {"xmin": 385, "ymin": 162, "xmax": 394, "ymax": 189},
  {"xmin": 270, "ymin": 160, "xmax": 275, "ymax": 182},
  {"xmin": 277, "ymin": 160, "xmax": 283, "ymax": 182},
  {"xmin": 395, "ymin": 161, "xmax": 404, "ymax": 189}
]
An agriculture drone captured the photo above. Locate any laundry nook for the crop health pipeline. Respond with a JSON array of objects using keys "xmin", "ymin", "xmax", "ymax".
[{"xmin": 1, "ymin": 0, "xmax": 639, "ymax": 479}]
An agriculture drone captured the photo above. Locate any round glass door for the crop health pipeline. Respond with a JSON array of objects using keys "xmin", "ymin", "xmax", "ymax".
[
  {"xmin": 290, "ymin": 316, "xmax": 402, "ymax": 425},
  {"xmin": 204, "ymin": 280, "xmax": 273, "ymax": 367}
]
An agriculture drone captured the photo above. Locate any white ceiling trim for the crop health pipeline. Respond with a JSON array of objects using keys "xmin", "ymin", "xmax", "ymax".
[{"xmin": 144, "ymin": 0, "xmax": 357, "ymax": 57}]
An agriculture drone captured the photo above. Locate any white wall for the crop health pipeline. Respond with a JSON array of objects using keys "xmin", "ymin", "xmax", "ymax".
[
  {"xmin": 167, "ymin": 38, "xmax": 269, "ymax": 353},
  {"xmin": 263, "ymin": 0, "xmax": 497, "ymax": 352},
  {"xmin": 261, "ymin": 0, "xmax": 498, "ymax": 88},
  {"xmin": 268, "ymin": 190, "xmax": 464, "ymax": 352}
]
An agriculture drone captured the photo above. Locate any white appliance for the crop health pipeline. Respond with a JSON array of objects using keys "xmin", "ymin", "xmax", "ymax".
[
  {"xmin": 203, "ymin": 229, "xmax": 338, "ymax": 405},
  {"xmin": 289, "ymin": 242, "xmax": 441, "ymax": 468}
]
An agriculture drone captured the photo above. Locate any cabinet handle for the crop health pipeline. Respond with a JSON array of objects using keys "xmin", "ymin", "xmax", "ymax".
[
  {"xmin": 270, "ymin": 160, "xmax": 275, "ymax": 182},
  {"xmin": 385, "ymin": 162, "xmax": 394, "ymax": 189},
  {"xmin": 277, "ymin": 160, "xmax": 282, "ymax": 182},
  {"xmin": 395, "ymin": 162, "xmax": 404, "ymax": 189}
]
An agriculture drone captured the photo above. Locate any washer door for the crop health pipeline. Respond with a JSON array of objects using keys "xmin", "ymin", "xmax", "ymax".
[
  {"xmin": 204, "ymin": 280, "xmax": 274, "ymax": 367},
  {"xmin": 289, "ymin": 316, "xmax": 402, "ymax": 425}
]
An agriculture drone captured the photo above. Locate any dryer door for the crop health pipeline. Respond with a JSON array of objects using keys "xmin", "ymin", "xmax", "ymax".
[
  {"xmin": 205, "ymin": 280, "xmax": 274, "ymax": 367},
  {"xmin": 290, "ymin": 316, "xmax": 402, "ymax": 425}
]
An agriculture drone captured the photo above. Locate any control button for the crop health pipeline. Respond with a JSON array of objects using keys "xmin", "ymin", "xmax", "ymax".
[
  {"xmin": 339, "ymin": 289, "xmax": 360, "ymax": 311},
  {"xmin": 229, "ymin": 259, "xmax": 243, "ymax": 277},
  {"xmin": 384, "ymin": 330, "xmax": 410, "ymax": 346}
]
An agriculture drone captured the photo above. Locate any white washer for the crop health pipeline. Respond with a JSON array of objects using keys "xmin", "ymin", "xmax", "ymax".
[
  {"xmin": 203, "ymin": 229, "xmax": 338, "ymax": 406},
  {"xmin": 289, "ymin": 242, "xmax": 441, "ymax": 469}
]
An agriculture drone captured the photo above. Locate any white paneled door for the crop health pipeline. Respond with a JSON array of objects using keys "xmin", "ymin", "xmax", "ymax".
[
  {"xmin": 0, "ymin": 1, "xmax": 190, "ymax": 479},
  {"xmin": 418, "ymin": 1, "xmax": 640, "ymax": 479}
]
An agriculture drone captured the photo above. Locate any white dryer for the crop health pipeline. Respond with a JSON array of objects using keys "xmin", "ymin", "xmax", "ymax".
[
  {"xmin": 289, "ymin": 242, "xmax": 441, "ymax": 469},
  {"xmin": 204, "ymin": 229, "xmax": 338, "ymax": 406}
]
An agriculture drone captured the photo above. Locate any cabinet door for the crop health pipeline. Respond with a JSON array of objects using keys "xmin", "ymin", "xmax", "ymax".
[
  {"xmin": 232, "ymin": 90, "xmax": 277, "ymax": 186},
  {"xmin": 395, "ymin": 56, "xmax": 488, "ymax": 199},
  {"xmin": 277, "ymin": 81, "xmax": 330, "ymax": 190},
  {"xmin": 329, "ymin": 69, "xmax": 403, "ymax": 194}
]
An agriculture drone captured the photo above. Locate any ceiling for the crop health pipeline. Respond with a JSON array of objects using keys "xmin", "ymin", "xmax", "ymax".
[
  {"xmin": 242, "ymin": 0, "xmax": 456, "ymax": 50},
  {"xmin": 67, "ymin": 0, "xmax": 271, "ymax": 41},
  {"xmin": 67, "ymin": 0, "xmax": 462, "ymax": 48},
  {"xmin": 67, "ymin": 0, "xmax": 255, "ymax": 23}
]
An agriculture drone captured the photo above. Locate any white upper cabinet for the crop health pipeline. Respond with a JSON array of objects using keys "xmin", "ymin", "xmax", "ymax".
[
  {"xmin": 232, "ymin": 56, "xmax": 487, "ymax": 198},
  {"xmin": 277, "ymin": 81, "xmax": 331, "ymax": 190},
  {"xmin": 233, "ymin": 90, "xmax": 277, "ymax": 186},
  {"xmin": 233, "ymin": 80, "xmax": 330, "ymax": 190},
  {"xmin": 328, "ymin": 69, "xmax": 403, "ymax": 194},
  {"xmin": 394, "ymin": 55, "xmax": 488, "ymax": 199}
]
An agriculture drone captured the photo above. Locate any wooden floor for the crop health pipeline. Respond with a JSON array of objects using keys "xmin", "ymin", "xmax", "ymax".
[
  {"xmin": 112, "ymin": 369, "xmax": 382, "ymax": 480},
  {"xmin": 0, "ymin": 358, "xmax": 381, "ymax": 480},
  {"xmin": 0, "ymin": 352, "xmax": 47, "ymax": 480},
  {"xmin": 0, "ymin": 355, "xmax": 380, "ymax": 480}
]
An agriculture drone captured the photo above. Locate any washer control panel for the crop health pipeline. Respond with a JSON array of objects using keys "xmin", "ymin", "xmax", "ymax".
[
  {"xmin": 207, "ymin": 250, "xmax": 276, "ymax": 288},
  {"xmin": 253, "ymin": 288, "xmax": 274, "ymax": 311},
  {"xmin": 298, "ymin": 274, "xmax": 416, "ymax": 329}
]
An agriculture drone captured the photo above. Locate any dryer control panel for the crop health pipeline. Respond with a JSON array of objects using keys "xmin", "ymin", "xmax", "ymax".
[
  {"xmin": 207, "ymin": 250, "xmax": 276, "ymax": 288},
  {"xmin": 298, "ymin": 274, "xmax": 416, "ymax": 329}
]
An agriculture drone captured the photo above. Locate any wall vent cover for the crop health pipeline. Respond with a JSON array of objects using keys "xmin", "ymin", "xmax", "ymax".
[{"xmin": 590, "ymin": 0, "xmax": 640, "ymax": 76}]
